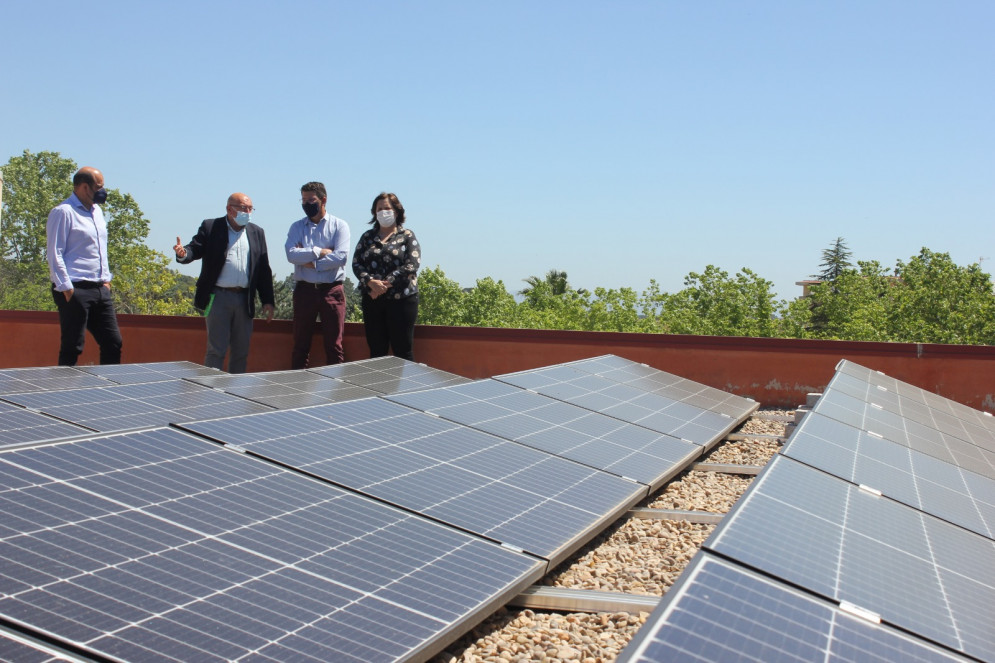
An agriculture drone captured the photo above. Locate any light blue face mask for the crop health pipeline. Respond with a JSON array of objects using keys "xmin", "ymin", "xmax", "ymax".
[{"xmin": 234, "ymin": 211, "xmax": 251, "ymax": 227}]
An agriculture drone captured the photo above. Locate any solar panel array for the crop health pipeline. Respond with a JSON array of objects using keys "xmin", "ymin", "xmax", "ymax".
[
  {"xmin": 387, "ymin": 377, "xmax": 701, "ymax": 490},
  {"xmin": 177, "ymin": 398, "xmax": 647, "ymax": 564},
  {"xmin": 619, "ymin": 359, "xmax": 994, "ymax": 662},
  {"xmin": 0, "ymin": 355, "xmax": 759, "ymax": 661},
  {"xmin": 495, "ymin": 355, "xmax": 755, "ymax": 448}
]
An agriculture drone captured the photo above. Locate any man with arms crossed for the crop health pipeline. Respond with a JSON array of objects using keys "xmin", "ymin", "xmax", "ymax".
[
  {"xmin": 285, "ymin": 181, "xmax": 351, "ymax": 368},
  {"xmin": 174, "ymin": 193, "xmax": 275, "ymax": 373}
]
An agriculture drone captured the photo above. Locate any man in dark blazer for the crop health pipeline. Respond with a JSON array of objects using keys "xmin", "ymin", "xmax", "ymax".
[{"xmin": 174, "ymin": 193, "xmax": 275, "ymax": 373}]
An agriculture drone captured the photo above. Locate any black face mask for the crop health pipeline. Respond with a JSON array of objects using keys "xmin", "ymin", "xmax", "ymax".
[
  {"xmin": 302, "ymin": 201, "xmax": 321, "ymax": 219},
  {"xmin": 92, "ymin": 187, "xmax": 108, "ymax": 205}
]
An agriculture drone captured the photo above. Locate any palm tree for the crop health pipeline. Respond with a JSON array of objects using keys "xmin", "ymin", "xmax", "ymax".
[{"xmin": 520, "ymin": 269, "xmax": 570, "ymax": 296}]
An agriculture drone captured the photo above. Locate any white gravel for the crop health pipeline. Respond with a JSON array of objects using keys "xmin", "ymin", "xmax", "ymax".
[{"xmin": 429, "ymin": 409, "xmax": 789, "ymax": 663}]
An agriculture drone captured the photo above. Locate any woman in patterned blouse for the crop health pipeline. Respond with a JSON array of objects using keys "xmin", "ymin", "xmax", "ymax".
[{"xmin": 351, "ymin": 192, "xmax": 421, "ymax": 360}]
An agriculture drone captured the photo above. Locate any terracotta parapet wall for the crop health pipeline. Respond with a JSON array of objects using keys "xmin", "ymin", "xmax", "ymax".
[{"xmin": 2, "ymin": 310, "xmax": 993, "ymax": 412}]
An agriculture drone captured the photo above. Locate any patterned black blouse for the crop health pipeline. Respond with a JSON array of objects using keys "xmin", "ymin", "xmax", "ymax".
[{"xmin": 351, "ymin": 227, "xmax": 420, "ymax": 299}]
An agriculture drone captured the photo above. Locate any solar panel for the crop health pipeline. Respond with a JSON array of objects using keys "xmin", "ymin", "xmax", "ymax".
[
  {"xmin": 185, "ymin": 369, "xmax": 381, "ymax": 409},
  {"xmin": 387, "ymin": 378, "xmax": 702, "ymax": 490},
  {"xmin": 178, "ymin": 398, "xmax": 646, "ymax": 565},
  {"xmin": 494, "ymin": 363, "xmax": 747, "ymax": 447},
  {"xmin": 0, "ymin": 428, "xmax": 545, "ymax": 662},
  {"xmin": 617, "ymin": 553, "xmax": 973, "ymax": 663},
  {"xmin": 563, "ymin": 355, "xmax": 759, "ymax": 420},
  {"xmin": 813, "ymin": 380, "xmax": 995, "ymax": 479},
  {"xmin": 706, "ymin": 456, "xmax": 995, "ymax": 660},
  {"xmin": 1, "ymin": 380, "xmax": 273, "ymax": 433},
  {"xmin": 75, "ymin": 361, "xmax": 225, "ymax": 384},
  {"xmin": 831, "ymin": 360, "xmax": 995, "ymax": 448},
  {"xmin": 0, "ymin": 401, "xmax": 91, "ymax": 449},
  {"xmin": 782, "ymin": 411, "xmax": 995, "ymax": 539},
  {"xmin": 309, "ymin": 356, "xmax": 472, "ymax": 394},
  {"xmin": 0, "ymin": 367, "xmax": 110, "ymax": 395}
]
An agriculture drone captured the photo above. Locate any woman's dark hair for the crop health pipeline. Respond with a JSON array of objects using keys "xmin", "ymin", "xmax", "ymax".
[{"xmin": 369, "ymin": 192, "xmax": 405, "ymax": 227}]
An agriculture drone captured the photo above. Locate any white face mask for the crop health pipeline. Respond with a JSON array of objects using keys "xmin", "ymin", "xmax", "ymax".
[
  {"xmin": 376, "ymin": 210, "xmax": 396, "ymax": 227},
  {"xmin": 234, "ymin": 211, "xmax": 251, "ymax": 227}
]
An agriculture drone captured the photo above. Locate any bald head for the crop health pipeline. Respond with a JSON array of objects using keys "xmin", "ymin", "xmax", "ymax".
[
  {"xmin": 225, "ymin": 192, "xmax": 254, "ymax": 228},
  {"xmin": 73, "ymin": 167, "xmax": 105, "ymax": 208}
]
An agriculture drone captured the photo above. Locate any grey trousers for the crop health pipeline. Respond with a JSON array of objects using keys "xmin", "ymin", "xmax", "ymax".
[{"xmin": 204, "ymin": 289, "xmax": 253, "ymax": 373}]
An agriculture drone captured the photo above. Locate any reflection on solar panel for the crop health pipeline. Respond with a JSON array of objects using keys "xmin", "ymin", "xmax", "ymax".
[
  {"xmin": 783, "ymin": 411, "xmax": 995, "ymax": 539},
  {"xmin": 565, "ymin": 355, "xmax": 758, "ymax": 420},
  {"xmin": 0, "ymin": 428, "xmax": 544, "ymax": 662},
  {"xmin": 1, "ymin": 380, "xmax": 273, "ymax": 432},
  {"xmin": 387, "ymin": 378, "xmax": 701, "ymax": 490},
  {"xmin": 0, "ymin": 627, "xmax": 79, "ymax": 662},
  {"xmin": 186, "ymin": 369, "xmax": 380, "ymax": 409},
  {"xmin": 706, "ymin": 456, "xmax": 995, "ymax": 660},
  {"xmin": 494, "ymin": 359, "xmax": 754, "ymax": 447},
  {"xmin": 310, "ymin": 356, "xmax": 472, "ymax": 394},
  {"xmin": 0, "ymin": 401, "xmax": 91, "ymax": 449},
  {"xmin": 75, "ymin": 361, "xmax": 225, "ymax": 385},
  {"xmin": 618, "ymin": 554, "xmax": 973, "ymax": 663},
  {"xmin": 0, "ymin": 367, "xmax": 109, "ymax": 395},
  {"xmin": 178, "ymin": 397, "xmax": 645, "ymax": 565},
  {"xmin": 814, "ymin": 369, "xmax": 995, "ymax": 478}
]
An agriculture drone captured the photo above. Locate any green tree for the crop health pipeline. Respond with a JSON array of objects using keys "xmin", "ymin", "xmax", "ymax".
[
  {"xmin": 888, "ymin": 249, "xmax": 995, "ymax": 344},
  {"xmin": 462, "ymin": 277, "xmax": 519, "ymax": 328},
  {"xmin": 0, "ymin": 150, "xmax": 193, "ymax": 314},
  {"xmin": 659, "ymin": 266, "xmax": 784, "ymax": 337},
  {"xmin": 812, "ymin": 237, "xmax": 853, "ymax": 281},
  {"xmin": 797, "ymin": 261, "xmax": 893, "ymax": 341},
  {"xmin": 520, "ymin": 269, "xmax": 570, "ymax": 297},
  {"xmin": 417, "ymin": 266, "xmax": 468, "ymax": 326}
]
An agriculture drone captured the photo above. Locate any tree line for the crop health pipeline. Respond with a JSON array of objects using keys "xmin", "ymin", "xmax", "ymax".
[{"xmin": 4, "ymin": 151, "xmax": 994, "ymax": 345}]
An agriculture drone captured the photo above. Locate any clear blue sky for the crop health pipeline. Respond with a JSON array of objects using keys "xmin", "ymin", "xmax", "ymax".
[{"xmin": 2, "ymin": 1, "xmax": 992, "ymax": 301}]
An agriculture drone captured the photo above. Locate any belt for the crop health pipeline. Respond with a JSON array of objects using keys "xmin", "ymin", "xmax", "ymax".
[
  {"xmin": 215, "ymin": 286, "xmax": 247, "ymax": 293},
  {"xmin": 71, "ymin": 280, "xmax": 105, "ymax": 289},
  {"xmin": 296, "ymin": 280, "xmax": 343, "ymax": 289}
]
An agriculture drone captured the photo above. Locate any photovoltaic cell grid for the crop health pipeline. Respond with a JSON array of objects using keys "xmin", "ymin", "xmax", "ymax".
[
  {"xmin": 0, "ymin": 627, "xmax": 77, "ymax": 662},
  {"xmin": 0, "ymin": 401, "xmax": 91, "ymax": 450},
  {"xmin": 835, "ymin": 359, "xmax": 995, "ymax": 437},
  {"xmin": 0, "ymin": 379, "xmax": 274, "ymax": 434},
  {"xmin": 782, "ymin": 411, "xmax": 995, "ymax": 540},
  {"xmin": 0, "ymin": 428, "xmax": 544, "ymax": 663},
  {"xmin": 617, "ymin": 553, "xmax": 973, "ymax": 663},
  {"xmin": 813, "ymin": 378, "xmax": 995, "ymax": 480},
  {"xmin": 564, "ymin": 354, "xmax": 760, "ymax": 420},
  {"xmin": 74, "ymin": 361, "xmax": 225, "ymax": 385},
  {"xmin": 309, "ymin": 355, "xmax": 472, "ymax": 394},
  {"xmin": 494, "ymin": 360, "xmax": 754, "ymax": 447},
  {"xmin": 0, "ymin": 367, "xmax": 110, "ymax": 395},
  {"xmin": 705, "ymin": 456, "xmax": 995, "ymax": 660},
  {"xmin": 185, "ymin": 369, "xmax": 381, "ymax": 409},
  {"xmin": 178, "ymin": 397, "xmax": 646, "ymax": 564},
  {"xmin": 387, "ymin": 378, "xmax": 702, "ymax": 490}
]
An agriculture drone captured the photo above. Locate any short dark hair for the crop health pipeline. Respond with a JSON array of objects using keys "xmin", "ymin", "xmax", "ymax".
[
  {"xmin": 301, "ymin": 181, "xmax": 327, "ymax": 199},
  {"xmin": 369, "ymin": 192, "xmax": 406, "ymax": 227},
  {"xmin": 73, "ymin": 170, "xmax": 97, "ymax": 187}
]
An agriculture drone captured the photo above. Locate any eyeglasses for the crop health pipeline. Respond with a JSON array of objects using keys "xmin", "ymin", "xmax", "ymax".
[{"xmin": 229, "ymin": 204, "xmax": 255, "ymax": 212}]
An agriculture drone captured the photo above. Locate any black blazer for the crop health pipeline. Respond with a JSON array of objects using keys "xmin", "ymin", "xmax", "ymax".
[{"xmin": 177, "ymin": 216, "xmax": 275, "ymax": 317}]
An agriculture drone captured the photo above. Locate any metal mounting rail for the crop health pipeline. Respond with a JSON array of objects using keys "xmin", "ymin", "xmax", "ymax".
[
  {"xmin": 627, "ymin": 508, "xmax": 725, "ymax": 524},
  {"xmin": 690, "ymin": 462, "xmax": 765, "ymax": 475},
  {"xmin": 508, "ymin": 586, "xmax": 662, "ymax": 614}
]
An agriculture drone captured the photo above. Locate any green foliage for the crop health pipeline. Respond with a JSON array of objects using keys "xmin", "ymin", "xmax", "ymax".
[
  {"xmin": 813, "ymin": 237, "xmax": 853, "ymax": 281},
  {"xmin": 418, "ymin": 266, "xmax": 468, "ymax": 326},
  {"xmin": 800, "ymin": 261, "xmax": 893, "ymax": 341},
  {"xmin": 659, "ymin": 266, "xmax": 784, "ymax": 337},
  {"xmin": 1, "ymin": 150, "xmax": 193, "ymax": 315},
  {"xmin": 888, "ymin": 249, "xmax": 995, "ymax": 344}
]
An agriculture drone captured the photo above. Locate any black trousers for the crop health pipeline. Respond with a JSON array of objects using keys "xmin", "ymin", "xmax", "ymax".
[
  {"xmin": 52, "ymin": 283, "xmax": 123, "ymax": 366},
  {"xmin": 361, "ymin": 293, "xmax": 418, "ymax": 361}
]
